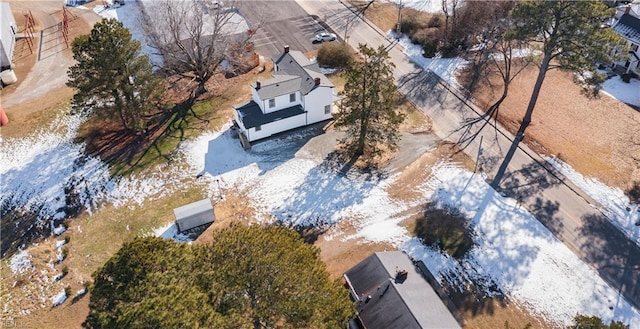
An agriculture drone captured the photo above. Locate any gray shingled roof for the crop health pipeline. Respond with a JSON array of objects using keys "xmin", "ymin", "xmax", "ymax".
[
  {"xmin": 344, "ymin": 251, "xmax": 462, "ymax": 329},
  {"xmin": 254, "ymin": 75, "xmax": 301, "ymax": 100},
  {"xmin": 234, "ymin": 101, "xmax": 305, "ymax": 128},
  {"xmin": 271, "ymin": 50, "xmax": 334, "ymax": 95},
  {"xmin": 615, "ymin": 14, "xmax": 640, "ymax": 44}
]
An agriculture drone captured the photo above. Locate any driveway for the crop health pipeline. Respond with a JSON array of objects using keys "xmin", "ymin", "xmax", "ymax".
[{"xmin": 235, "ymin": 0, "xmax": 339, "ymax": 58}]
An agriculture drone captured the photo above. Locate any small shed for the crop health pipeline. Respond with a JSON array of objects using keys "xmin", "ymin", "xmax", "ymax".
[{"xmin": 173, "ymin": 198, "xmax": 215, "ymax": 232}]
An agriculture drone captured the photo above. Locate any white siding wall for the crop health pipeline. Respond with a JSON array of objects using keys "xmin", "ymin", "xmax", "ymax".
[
  {"xmin": 303, "ymin": 87, "xmax": 334, "ymax": 124},
  {"xmin": 251, "ymin": 88, "xmax": 263, "ymax": 111},
  {"xmin": 262, "ymin": 92, "xmax": 301, "ymax": 114},
  {"xmin": 245, "ymin": 113, "xmax": 307, "ymax": 142},
  {"xmin": 234, "ymin": 110, "xmax": 246, "ymax": 130},
  {"xmin": 629, "ymin": 42, "xmax": 640, "ymax": 75}
]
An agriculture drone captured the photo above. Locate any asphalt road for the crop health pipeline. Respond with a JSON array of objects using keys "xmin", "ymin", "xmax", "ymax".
[
  {"xmin": 235, "ymin": 0, "xmax": 340, "ymax": 58},
  {"xmin": 297, "ymin": 0, "xmax": 640, "ymax": 313}
]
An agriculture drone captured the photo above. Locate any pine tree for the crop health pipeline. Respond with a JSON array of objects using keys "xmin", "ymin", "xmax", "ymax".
[
  {"xmin": 490, "ymin": 1, "xmax": 626, "ymax": 188},
  {"xmin": 197, "ymin": 225, "xmax": 354, "ymax": 329},
  {"xmin": 84, "ymin": 226, "xmax": 353, "ymax": 329},
  {"xmin": 67, "ymin": 18, "xmax": 162, "ymax": 133},
  {"xmin": 335, "ymin": 44, "xmax": 405, "ymax": 158},
  {"xmin": 568, "ymin": 314, "xmax": 629, "ymax": 329}
]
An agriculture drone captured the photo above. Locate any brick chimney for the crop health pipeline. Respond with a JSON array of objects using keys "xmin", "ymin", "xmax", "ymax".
[
  {"xmin": 284, "ymin": 45, "xmax": 290, "ymax": 53},
  {"xmin": 314, "ymin": 77, "xmax": 321, "ymax": 85},
  {"xmin": 625, "ymin": 5, "xmax": 631, "ymax": 15},
  {"xmin": 256, "ymin": 81, "xmax": 261, "ymax": 90}
]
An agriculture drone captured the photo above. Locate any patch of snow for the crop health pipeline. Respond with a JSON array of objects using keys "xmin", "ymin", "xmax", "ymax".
[
  {"xmin": 51, "ymin": 291, "xmax": 67, "ymax": 307},
  {"xmin": 180, "ymin": 124, "xmax": 640, "ymax": 327},
  {"xmin": 9, "ymin": 249, "xmax": 34, "ymax": 275},
  {"xmin": 56, "ymin": 240, "xmax": 66, "ymax": 249},
  {"xmin": 391, "ymin": 32, "xmax": 468, "ymax": 88},
  {"xmin": 152, "ymin": 222, "xmax": 195, "ymax": 244},
  {"xmin": 320, "ymin": 67, "xmax": 339, "ymax": 75},
  {"xmin": 76, "ymin": 288, "xmax": 87, "ymax": 297},
  {"xmin": 1, "ymin": 112, "xmax": 203, "ymax": 237},
  {"xmin": 601, "ymin": 76, "xmax": 640, "ymax": 107},
  {"xmin": 546, "ymin": 157, "xmax": 640, "ymax": 245},
  {"xmin": 93, "ymin": 1, "xmax": 163, "ymax": 68},
  {"xmin": 52, "ymin": 273, "xmax": 63, "ymax": 282},
  {"xmin": 56, "ymin": 253, "xmax": 64, "ymax": 263},
  {"xmin": 389, "ymin": 0, "xmax": 447, "ymax": 13},
  {"xmin": 52, "ymin": 225, "xmax": 66, "ymax": 236}
]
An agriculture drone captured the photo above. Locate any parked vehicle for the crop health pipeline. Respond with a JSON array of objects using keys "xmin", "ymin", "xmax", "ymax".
[{"xmin": 312, "ymin": 32, "xmax": 337, "ymax": 44}]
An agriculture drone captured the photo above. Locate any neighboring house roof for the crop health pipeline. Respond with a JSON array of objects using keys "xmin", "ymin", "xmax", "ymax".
[
  {"xmin": 269, "ymin": 50, "xmax": 333, "ymax": 96},
  {"xmin": 233, "ymin": 100, "xmax": 305, "ymax": 128},
  {"xmin": 615, "ymin": 14, "xmax": 640, "ymax": 45},
  {"xmin": 254, "ymin": 74, "xmax": 301, "ymax": 100},
  {"xmin": 344, "ymin": 251, "xmax": 462, "ymax": 329}
]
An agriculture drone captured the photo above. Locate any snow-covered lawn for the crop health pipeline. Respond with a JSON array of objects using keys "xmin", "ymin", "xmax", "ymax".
[
  {"xmin": 601, "ymin": 76, "xmax": 640, "ymax": 108},
  {"xmin": 181, "ymin": 125, "xmax": 640, "ymax": 327},
  {"xmin": 0, "ymin": 112, "xmax": 196, "ymax": 241}
]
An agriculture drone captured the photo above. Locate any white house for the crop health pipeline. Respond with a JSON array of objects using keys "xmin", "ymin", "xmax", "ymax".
[
  {"xmin": 0, "ymin": 2, "xmax": 17, "ymax": 70},
  {"xmin": 233, "ymin": 46, "xmax": 334, "ymax": 144},
  {"xmin": 613, "ymin": 11, "xmax": 640, "ymax": 76}
]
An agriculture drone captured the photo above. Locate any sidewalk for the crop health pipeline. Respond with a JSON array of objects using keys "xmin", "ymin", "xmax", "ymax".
[{"xmin": 297, "ymin": 0, "xmax": 640, "ymax": 311}]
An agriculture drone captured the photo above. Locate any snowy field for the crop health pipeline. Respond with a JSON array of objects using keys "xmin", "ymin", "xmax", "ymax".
[
  {"xmin": 180, "ymin": 126, "xmax": 640, "ymax": 327},
  {"xmin": 0, "ymin": 112, "xmax": 197, "ymax": 242},
  {"xmin": 601, "ymin": 76, "xmax": 640, "ymax": 108}
]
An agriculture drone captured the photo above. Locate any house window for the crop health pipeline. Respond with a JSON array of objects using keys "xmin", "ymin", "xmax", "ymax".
[
  {"xmin": 269, "ymin": 99, "xmax": 275, "ymax": 108},
  {"xmin": 289, "ymin": 93, "xmax": 296, "ymax": 102},
  {"xmin": 632, "ymin": 43, "xmax": 639, "ymax": 52},
  {"xmin": 255, "ymin": 125, "xmax": 262, "ymax": 132},
  {"xmin": 324, "ymin": 105, "xmax": 331, "ymax": 114}
]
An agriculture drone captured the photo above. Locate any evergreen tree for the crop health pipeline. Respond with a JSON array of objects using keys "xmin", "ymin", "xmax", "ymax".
[
  {"xmin": 84, "ymin": 237, "xmax": 223, "ymax": 328},
  {"xmin": 84, "ymin": 226, "xmax": 353, "ymax": 329},
  {"xmin": 568, "ymin": 314, "xmax": 629, "ymax": 329},
  {"xmin": 67, "ymin": 18, "xmax": 162, "ymax": 133},
  {"xmin": 490, "ymin": 1, "xmax": 626, "ymax": 188},
  {"xmin": 335, "ymin": 44, "xmax": 405, "ymax": 158}
]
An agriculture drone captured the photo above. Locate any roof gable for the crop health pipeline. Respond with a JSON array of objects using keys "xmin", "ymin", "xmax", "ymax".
[
  {"xmin": 345, "ymin": 251, "xmax": 462, "ymax": 329},
  {"xmin": 271, "ymin": 50, "xmax": 334, "ymax": 95},
  {"xmin": 254, "ymin": 75, "xmax": 301, "ymax": 100}
]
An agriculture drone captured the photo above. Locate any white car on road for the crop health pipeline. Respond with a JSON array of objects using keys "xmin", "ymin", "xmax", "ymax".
[{"xmin": 312, "ymin": 32, "xmax": 337, "ymax": 43}]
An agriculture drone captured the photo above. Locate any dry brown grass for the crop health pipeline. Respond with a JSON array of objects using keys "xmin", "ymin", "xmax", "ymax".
[{"xmin": 462, "ymin": 64, "xmax": 640, "ymax": 190}]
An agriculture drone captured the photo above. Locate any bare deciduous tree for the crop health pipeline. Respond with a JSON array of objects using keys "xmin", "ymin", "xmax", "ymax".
[
  {"xmin": 456, "ymin": 1, "xmax": 533, "ymax": 148},
  {"xmin": 141, "ymin": 0, "xmax": 253, "ymax": 98}
]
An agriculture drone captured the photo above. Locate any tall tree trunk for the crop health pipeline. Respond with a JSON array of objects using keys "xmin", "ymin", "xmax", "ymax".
[
  {"xmin": 249, "ymin": 284, "xmax": 261, "ymax": 329},
  {"xmin": 491, "ymin": 54, "xmax": 550, "ymax": 189},
  {"xmin": 113, "ymin": 89, "xmax": 129, "ymax": 131},
  {"xmin": 356, "ymin": 67, "xmax": 369, "ymax": 156}
]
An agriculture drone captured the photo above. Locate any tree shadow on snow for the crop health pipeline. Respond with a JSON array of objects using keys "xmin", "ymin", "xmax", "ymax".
[
  {"xmin": 200, "ymin": 123, "xmax": 326, "ymax": 178},
  {"xmin": 498, "ymin": 160, "xmax": 565, "ymax": 236},
  {"xmin": 578, "ymin": 213, "xmax": 640, "ymax": 313},
  {"xmin": 268, "ymin": 151, "xmax": 386, "ymax": 230}
]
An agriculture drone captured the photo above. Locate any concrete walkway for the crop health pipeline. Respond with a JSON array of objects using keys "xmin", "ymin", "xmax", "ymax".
[{"xmin": 296, "ymin": 0, "xmax": 640, "ymax": 312}]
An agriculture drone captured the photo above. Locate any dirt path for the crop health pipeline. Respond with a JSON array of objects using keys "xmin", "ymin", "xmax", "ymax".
[{"xmin": 1, "ymin": 2, "xmax": 100, "ymax": 134}]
